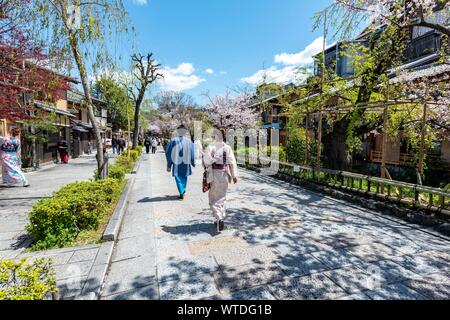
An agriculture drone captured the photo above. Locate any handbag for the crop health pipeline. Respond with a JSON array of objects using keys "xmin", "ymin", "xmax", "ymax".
[{"xmin": 202, "ymin": 170, "xmax": 210, "ymax": 193}]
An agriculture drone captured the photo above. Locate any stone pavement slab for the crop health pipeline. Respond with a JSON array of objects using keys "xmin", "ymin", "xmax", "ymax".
[
  {"xmin": 227, "ymin": 286, "xmax": 277, "ymax": 300},
  {"xmin": 266, "ymin": 273, "xmax": 348, "ymax": 300},
  {"xmin": 214, "ymin": 262, "xmax": 285, "ymax": 294},
  {"xmin": 102, "ymin": 254, "xmax": 157, "ymax": 297},
  {"xmin": 214, "ymin": 245, "xmax": 279, "ymax": 268},
  {"xmin": 364, "ymin": 283, "xmax": 427, "ymax": 300},
  {"xmin": 159, "ymin": 273, "xmax": 220, "ymax": 300},
  {"xmin": 402, "ymin": 273, "xmax": 450, "ymax": 300},
  {"xmin": 103, "ymin": 283, "xmax": 159, "ymax": 300},
  {"xmin": 157, "ymin": 255, "xmax": 219, "ymax": 283},
  {"xmin": 274, "ymin": 253, "xmax": 329, "ymax": 277}
]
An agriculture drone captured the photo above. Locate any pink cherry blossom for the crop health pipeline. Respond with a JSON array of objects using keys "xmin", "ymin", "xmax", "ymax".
[{"xmin": 206, "ymin": 91, "xmax": 259, "ymax": 129}]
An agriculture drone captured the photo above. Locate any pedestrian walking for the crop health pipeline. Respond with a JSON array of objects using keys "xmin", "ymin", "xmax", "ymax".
[
  {"xmin": 162, "ymin": 138, "xmax": 168, "ymax": 151},
  {"xmin": 203, "ymin": 128, "xmax": 238, "ymax": 232},
  {"xmin": 57, "ymin": 136, "xmax": 70, "ymax": 164},
  {"xmin": 118, "ymin": 136, "xmax": 126, "ymax": 154},
  {"xmin": 144, "ymin": 137, "xmax": 151, "ymax": 154},
  {"xmin": 0, "ymin": 128, "xmax": 30, "ymax": 187},
  {"xmin": 112, "ymin": 136, "xmax": 119, "ymax": 154},
  {"xmin": 151, "ymin": 138, "xmax": 158, "ymax": 154},
  {"xmin": 165, "ymin": 125, "xmax": 195, "ymax": 200}
]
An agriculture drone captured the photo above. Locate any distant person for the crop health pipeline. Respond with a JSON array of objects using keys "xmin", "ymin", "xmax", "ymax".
[
  {"xmin": 203, "ymin": 128, "xmax": 238, "ymax": 232},
  {"xmin": 118, "ymin": 137, "xmax": 126, "ymax": 154},
  {"xmin": 151, "ymin": 138, "xmax": 158, "ymax": 154},
  {"xmin": 144, "ymin": 137, "xmax": 151, "ymax": 154},
  {"xmin": 165, "ymin": 125, "xmax": 195, "ymax": 200},
  {"xmin": 0, "ymin": 128, "xmax": 30, "ymax": 187},
  {"xmin": 57, "ymin": 136, "xmax": 69, "ymax": 164},
  {"xmin": 162, "ymin": 138, "xmax": 169, "ymax": 151},
  {"xmin": 87, "ymin": 141, "xmax": 92, "ymax": 155},
  {"xmin": 112, "ymin": 136, "xmax": 118, "ymax": 154}
]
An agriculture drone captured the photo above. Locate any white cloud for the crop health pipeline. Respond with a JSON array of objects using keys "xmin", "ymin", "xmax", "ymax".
[
  {"xmin": 160, "ymin": 63, "xmax": 205, "ymax": 91},
  {"xmin": 241, "ymin": 37, "xmax": 325, "ymax": 86},
  {"xmin": 274, "ymin": 37, "xmax": 324, "ymax": 66},
  {"xmin": 241, "ymin": 66, "xmax": 304, "ymax": 86},
  {"xmin": 220, "ymin": 71, "xmax": 227, "ymax": 75},
  {"xmin": 205, "ymin": 68, "xmax": 214, "ymax": 75},
  {"xmin": 132, "ymin": 0, "xmax": 148, "ymax": 6}
]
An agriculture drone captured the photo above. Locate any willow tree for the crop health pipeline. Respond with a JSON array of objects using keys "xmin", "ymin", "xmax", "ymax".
[
  {"xmin": 31, "ymin": 0, "xmax": 132, "ymax": 177},
  {"xmin": 311, "ymin": 0, "xmax": 450, "ymax": 170}
]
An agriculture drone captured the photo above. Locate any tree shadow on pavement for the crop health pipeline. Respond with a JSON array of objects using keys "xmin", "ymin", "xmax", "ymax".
[
  {"xmin": 138, "ymin": 195, "xmax": 180, "ymax": 203},
  {"xmin": 161, "ymin": 223, "xmax": 220, "ymax": 237}
]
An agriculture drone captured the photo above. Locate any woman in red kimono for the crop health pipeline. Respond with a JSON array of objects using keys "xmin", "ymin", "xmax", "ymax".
[{"xmin": 57, "ymin": 137, "xmax": 69, "ymax": 164}]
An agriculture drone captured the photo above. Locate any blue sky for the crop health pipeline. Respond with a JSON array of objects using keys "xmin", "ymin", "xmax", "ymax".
[{"xmin": 121, "ymin": 0, "xmax": 333, "ymax": 104}]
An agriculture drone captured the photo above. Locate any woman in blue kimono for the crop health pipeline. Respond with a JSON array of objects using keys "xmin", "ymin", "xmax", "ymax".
[
  {"xmin": 0, "ymin": 128, "xmax": 30, "ymax": 187},
  {"xmin": 165, "ymin": 125, "xmax": 195, "ymax": 200}
]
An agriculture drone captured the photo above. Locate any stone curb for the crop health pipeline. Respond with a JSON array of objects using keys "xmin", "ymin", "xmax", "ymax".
[
  {"xmin": 102, "ymin": 175, "xmax": 136, "ymax": 242},
  {"xmin": 77, "ymin": 241, "xmax": 115, "ymax": 300},
  {"xmin": 240, "ymin": 165, "xmax": 450, "ymax": 238},
  {"xmin": 131, "ymin": 155, "xmax": 142, "ymax": 174}
]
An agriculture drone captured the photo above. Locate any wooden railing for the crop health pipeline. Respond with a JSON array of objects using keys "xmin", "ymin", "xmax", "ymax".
[
  {"xmin": 237, "ymin": 154, "xmax": 450, "ymax": 216},
  {"xmin": 369, "ymin": 150, "xmax": 415, "ymax": 166}
]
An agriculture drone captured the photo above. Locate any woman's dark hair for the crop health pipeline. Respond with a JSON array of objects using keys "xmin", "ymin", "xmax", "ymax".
[
  {"xmin": 10, "ymin": 128, "xmax": 20, "ymax": 137},
  {"xmin": 215, "ymin": 127, "xmax": 227, "ymax": 142}
]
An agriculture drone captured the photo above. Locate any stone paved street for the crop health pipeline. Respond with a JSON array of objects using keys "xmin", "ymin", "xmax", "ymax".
[{"xmin": 100, "ymin": 148, "xmax": 450, "ymax": 300}]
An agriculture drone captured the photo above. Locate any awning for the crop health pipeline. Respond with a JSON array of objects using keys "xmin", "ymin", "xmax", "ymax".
[
  {"xmin": 71, "ymin": 119, "xmax": 93, "ymax": 129},
  {"xmin": 34, "ymin": 101, "xmax": 76, "ymax": 118},
  {"xmin": 72, "ymin": 125, "xmax": 89, "ymax": 133}
]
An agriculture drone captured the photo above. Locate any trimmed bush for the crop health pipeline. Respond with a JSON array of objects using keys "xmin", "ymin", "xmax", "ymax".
[
  {"xmin": 115, "ymin": 155, "xmax": 134, "ymax": 172},
  {"xmin": 121, "ymin": 149, "xmax": 139, "ymax": 162},
  {"xmin": 136, "ymin": 146, "xmax": 143, "ymax": 155},
  {"xmin": 0, "ymin": 258, "xmax": 57, "ymax": 300},
  {"xmin": 108, "ymin": 165, "xmax": 126, "ymax": 181},
  {"xmin": 27, "ymin": 179, "xmax": 122, "ymax": 250}
]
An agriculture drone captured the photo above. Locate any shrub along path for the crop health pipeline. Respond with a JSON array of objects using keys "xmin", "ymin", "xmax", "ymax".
[{"xmin": 101, "ymin": 147, "xmax": 450, "ymax": 300}]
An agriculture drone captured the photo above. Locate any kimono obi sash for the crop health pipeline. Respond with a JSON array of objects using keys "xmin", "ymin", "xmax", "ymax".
[
  {"xmin": 212, "ymin": 151, "xmax": 227, "ymax": 170},
  {"xmin": 0, "ymin": 140, "xmax": 19, "ymax": 153}
]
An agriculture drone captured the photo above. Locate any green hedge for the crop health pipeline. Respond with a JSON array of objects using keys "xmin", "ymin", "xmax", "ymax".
[
  {"xmin": 27, "ymin": 179, "xmax": 122, "ymax": 251},
  {"xmin": 136, "ymin": 146, "xmax": 143, "ymax": 155},
  {"xmin": 0, "ymin": 258, "xmax": 57, "ymax": 300},
  {"xmin": 120, "ymin": 150, "xmax": 139, "ymax": 162},
  {"xmin": 115, "ymin": 155, "xmax": 135, "ymax": 172},
  {"xmin": 108, "ymin": 165, "xmax": 126, "ymax": 181}
]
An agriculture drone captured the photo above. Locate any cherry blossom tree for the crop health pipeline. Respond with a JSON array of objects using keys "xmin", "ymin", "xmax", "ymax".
[{"xmin": 205, "ymin": 91, "xmax": 259, "ymax": 130}]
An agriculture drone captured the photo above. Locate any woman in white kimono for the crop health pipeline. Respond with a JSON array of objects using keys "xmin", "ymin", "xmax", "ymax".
[{"xmin": 203, "ymin": 129, "xmax": 238, "ymax": 231}]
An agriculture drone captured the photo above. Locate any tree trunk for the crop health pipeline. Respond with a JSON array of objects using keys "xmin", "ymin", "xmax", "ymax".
[
  {"xmin": 65, "ymin": 22, "xmax": 104, "ymax": 176},
  {"xmin": 323, "ymin": 119, "xmax": 351, "ymax": 170},
  {"xmin": 132, "ymin": 103, "xmax": 140, "ymax": 150},
  {"xmin": 132, "ymin": 89, "xmax": 145, "ymax": 150}
]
